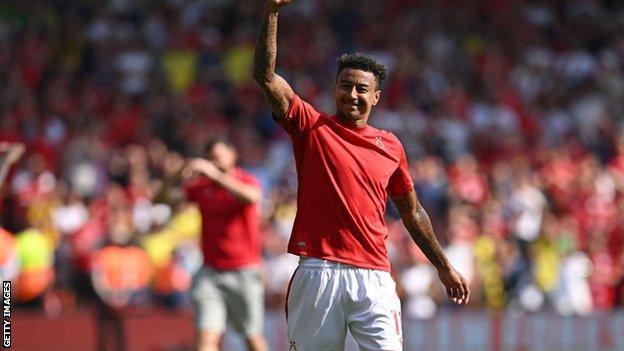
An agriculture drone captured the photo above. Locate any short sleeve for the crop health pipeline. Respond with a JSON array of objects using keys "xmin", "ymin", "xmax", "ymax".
[
  {"xmin": 387, "ymin": 146, "xmax": 414, "ymax": 197},
  {"xmin": 276, "ymin": 94, "xmax": 321, "ymax": 138}
]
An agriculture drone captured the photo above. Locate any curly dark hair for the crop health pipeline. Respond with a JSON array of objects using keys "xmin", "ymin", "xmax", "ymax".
[{"xmin": 336, "ymin": 53, "xmax": 388, "ymax": 90}]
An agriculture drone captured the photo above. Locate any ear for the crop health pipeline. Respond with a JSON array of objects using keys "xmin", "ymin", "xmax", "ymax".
[{"xmin": 372, "ymin": 90, "xmax": 381, "ymax": 106}]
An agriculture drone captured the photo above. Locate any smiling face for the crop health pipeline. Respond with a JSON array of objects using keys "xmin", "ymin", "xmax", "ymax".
[{"xmin": 334, "ymin": 68, "xmax": 381, "ymax": 127}]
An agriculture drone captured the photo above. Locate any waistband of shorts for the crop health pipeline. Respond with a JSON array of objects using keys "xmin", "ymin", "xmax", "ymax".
[
  {"xmin": 203, "ymin": 263, "xmax": 261, "ymax": 273},
  {"xmin": 298, "ymin": 256, "xmax": 364, "ymax": 270}
]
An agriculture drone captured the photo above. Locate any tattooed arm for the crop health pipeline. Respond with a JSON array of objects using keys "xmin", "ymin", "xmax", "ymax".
[
  {"xmin": 253, "ymin": 0, "xmax": 295, "ymax": 120},
  {"xmin": 391, "ymin": 190, "xmax": 470, "ymax": 305}
]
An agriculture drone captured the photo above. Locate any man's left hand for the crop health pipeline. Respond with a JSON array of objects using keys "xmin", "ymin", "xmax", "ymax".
[{"xmin": 437, "ymin": 266, "xmax": 470, "ymax": 305}]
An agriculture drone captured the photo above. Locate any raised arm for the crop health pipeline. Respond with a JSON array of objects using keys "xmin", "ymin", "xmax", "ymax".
[
  {"xmin": 186, "ymin": 158, "xmax": 262, "ymax": 204},
  {"xmin": 391, "ymin": 190, "xmax": 470, "ymax": 305},
  {"xmin": 0, "ymin": 143, "xmax": 24, "ymax": 191},
  {"xmin": 253, "ymin": 0, "xmax": 295, "ymax": 119},
  {"xmin": 155, "ymin": 157, "xmax": 261, "ymax": 206}
]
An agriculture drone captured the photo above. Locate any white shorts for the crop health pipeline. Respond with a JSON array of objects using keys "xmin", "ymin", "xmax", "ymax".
[{"xmin": 286, "ymin": 257, "xmax": 403, "ymax": 351}]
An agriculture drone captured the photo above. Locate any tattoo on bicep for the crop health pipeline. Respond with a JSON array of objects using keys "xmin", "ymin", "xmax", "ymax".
[{"xmin": 267, "ymin": 95, "xmax": 284, "ymax": 116}]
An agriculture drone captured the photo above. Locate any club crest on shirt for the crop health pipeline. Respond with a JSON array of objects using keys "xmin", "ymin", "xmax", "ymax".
[{"xmin": 375, "ymin": 136, "xmax": 385, "ymax": 150}]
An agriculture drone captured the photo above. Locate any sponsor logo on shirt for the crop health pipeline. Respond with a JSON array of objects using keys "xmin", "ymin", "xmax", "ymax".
[{"xmin": 375, "ymin": 137, "xmax": 385, "ymax": 150}]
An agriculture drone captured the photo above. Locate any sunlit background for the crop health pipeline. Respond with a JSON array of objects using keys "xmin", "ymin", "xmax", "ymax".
[{"xmin": 1, "ymin": 0, "xmax": 624, "ymax": 350}]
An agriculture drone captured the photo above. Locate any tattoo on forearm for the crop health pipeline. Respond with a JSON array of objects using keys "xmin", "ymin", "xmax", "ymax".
[
  {"xmin": 253, "ymin": 9, "xmax": 276, "ymax": 81},
  {"xmin": 253, "ymin": 7, "xmax": 285, "ymax": 115},
  {"xmin": 402, "ymin": 205, "xmax": 449, "ymax": 270}
]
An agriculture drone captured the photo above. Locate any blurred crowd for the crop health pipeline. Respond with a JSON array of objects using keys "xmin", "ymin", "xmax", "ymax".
[{"xmin": 1, "ymin": 0, "xmax": 624, "ymax": 321}]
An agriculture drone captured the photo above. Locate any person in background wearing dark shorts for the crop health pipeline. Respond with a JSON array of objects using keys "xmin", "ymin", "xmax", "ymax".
[
  {"xmin": 253, "ymin": 1, "xmax": 470, "ymax": 350},
  {"xmin": 157, "ymin": 137, "xmax": 266, "ymax": 351}
]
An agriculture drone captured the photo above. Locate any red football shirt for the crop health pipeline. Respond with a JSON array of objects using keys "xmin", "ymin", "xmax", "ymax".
[
  {"xmin": 279, "ymin": 94, "xmax": 414, "ymax": 271},
  {"xmin": 183, "ymin": 168, "xmax": 262, "ymax": 270}
]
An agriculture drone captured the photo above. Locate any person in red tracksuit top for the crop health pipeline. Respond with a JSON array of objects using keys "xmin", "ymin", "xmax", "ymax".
[{"xmin": 253, "ymin": 1, "xmax": 470, "ymax": 350}]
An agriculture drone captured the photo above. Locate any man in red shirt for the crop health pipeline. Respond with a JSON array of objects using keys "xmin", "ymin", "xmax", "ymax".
[
  {"xmin": 253, "ymin": 1, "xmax": 469, "ymax": 350},
  {"xmin": 158, "ymin": 137, "xmax": 266, "ymax": 351}
]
